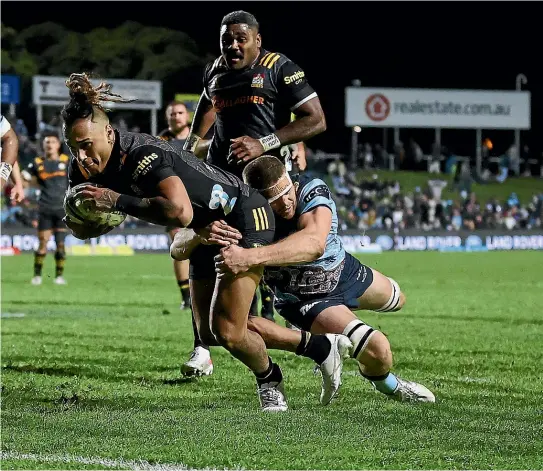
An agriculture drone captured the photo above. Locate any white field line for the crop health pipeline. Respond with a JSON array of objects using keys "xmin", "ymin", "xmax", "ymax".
[{"xmin": 0, "ymin": 450, "xmax": 243, "ymax": 471}]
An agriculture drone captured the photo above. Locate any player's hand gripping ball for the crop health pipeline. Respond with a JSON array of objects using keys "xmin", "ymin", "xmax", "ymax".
[{"xmin": 64, "ymin": 182, "xmax": 127, "ymax": 228}]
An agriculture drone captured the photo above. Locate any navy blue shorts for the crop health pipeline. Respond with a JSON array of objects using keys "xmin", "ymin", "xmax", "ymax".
[{"xmin": 274, "ymin": 252, "xmax": 374, "ymax": 331}]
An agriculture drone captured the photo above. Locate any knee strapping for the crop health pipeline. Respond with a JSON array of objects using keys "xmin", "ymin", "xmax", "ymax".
[
  {"xmin": 375, "ymin": 277, "xmax": 401, "ymax": 312},
  {"xmin": 343, "ymin": 319, "xmax": 375, "ymax": 362}
]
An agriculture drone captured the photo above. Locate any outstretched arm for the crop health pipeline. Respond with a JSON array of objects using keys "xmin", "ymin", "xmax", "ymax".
[{"xmin": 79, "ymin": 176, "xmax": 194, "ymax": 228}]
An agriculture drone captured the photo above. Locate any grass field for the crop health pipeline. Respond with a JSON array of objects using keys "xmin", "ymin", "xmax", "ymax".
[{"xmin": 2, "ymin": 252, "xmax": 543, "ymax": 470}]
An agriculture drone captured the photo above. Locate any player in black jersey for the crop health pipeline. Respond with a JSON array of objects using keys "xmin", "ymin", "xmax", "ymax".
[
  {"xmin": 60, "ymin": 73, "xmax": 350, "ymax": 411},
  {"xmin": 179, "ymin": 10, "xmax": 327, "ymax": 369},
  {"xmin": 184, "ymin": 10, "xmax": 326, "ymax": 178},
  {"xmin": 22, "ymin": 133, "xmax": 70, "ymax": 286}
]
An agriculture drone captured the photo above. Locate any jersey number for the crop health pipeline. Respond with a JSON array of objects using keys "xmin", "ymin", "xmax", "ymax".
[{"xmin": 208, "ymin": 184, "xmax": 237, "ymax": 215}]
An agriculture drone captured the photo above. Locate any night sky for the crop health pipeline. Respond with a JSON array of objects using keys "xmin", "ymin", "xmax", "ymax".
[{"xmin": 3, "ymin": 1, "xmax": 541, "ymax": 158}]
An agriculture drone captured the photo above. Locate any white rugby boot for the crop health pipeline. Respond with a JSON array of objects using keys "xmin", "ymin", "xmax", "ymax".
[
  {"xmin": 181, "ymin": 346, "xmax": 213, "ymax": 377},
  {"xmin": 54, "ymin": 276, "xmax": 67, "ymax": 285},
  {"xmin": 31, "ymin": 276, "xmax": 42, "ymax": 285},
  {"xmin": 317, "ymin": 334, "xmax": 353, "ymax": 405},
  {"xmin": 388, "ymin": 377, "xmax": 436, "ymax": 403},
  {"xmin": 257, "ymin": 378, "xmax": 288, "ymax": 412}
]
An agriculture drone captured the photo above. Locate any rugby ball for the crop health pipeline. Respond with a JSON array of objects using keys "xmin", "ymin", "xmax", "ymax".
[{"xmin": 64, "ymin": 182, "xmax": 127, "ymax": 228}]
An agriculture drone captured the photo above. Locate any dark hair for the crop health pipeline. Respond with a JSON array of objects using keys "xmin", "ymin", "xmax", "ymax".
[
  {"xmin": 61, "ymin": 73, "xmax": 134, "ymax": 130},
  {"xmin": 221, "ymin": 10, "xmax": 259, "ymax": 30},
  {"xmin": 242, "ymin": 155, "xmax": 285, "ymax": 189}
]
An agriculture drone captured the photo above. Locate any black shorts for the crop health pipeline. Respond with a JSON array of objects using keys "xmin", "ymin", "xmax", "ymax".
[
  {"xmin": 38, "ymin": 207, "xmax": 66, "ymax": 232},
  {"xmin": 189, "ymin": 190, "xmax": 275, "ymax": 280},
  {"xmin": 274, "ymin": 253, "xmax": 374, "ymax": 331}
]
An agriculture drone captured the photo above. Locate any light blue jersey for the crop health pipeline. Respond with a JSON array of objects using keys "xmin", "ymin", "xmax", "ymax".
[{"xmin": 264, "ymin": 175, "xmax": 346, "ymax": 302}]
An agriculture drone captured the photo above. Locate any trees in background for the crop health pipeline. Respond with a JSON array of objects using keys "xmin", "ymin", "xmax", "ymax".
[{"xmin": 1, "ymin": 21, "xmax": 213, "ymax": 129}]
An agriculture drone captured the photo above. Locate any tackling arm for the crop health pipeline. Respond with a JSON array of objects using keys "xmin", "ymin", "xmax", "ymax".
[
  {"xmin": 171, "ymin": 220, "xmax": 243, "ymax": 261},
  {"xmin": 170, "ymin": 228, "xmax": 201, "ymax": 261}
]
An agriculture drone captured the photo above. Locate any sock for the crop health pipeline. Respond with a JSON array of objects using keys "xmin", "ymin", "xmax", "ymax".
[
  {"xmin": 362, "ymin": 372, "xmax": 399, "ymax": 395},
  {"xmin": 261, "ymin": 293, "xmax": 275, "ymax": 320},
  {"xmin": 296, "ymin": 331, "xmax": 331, "ymax": 365},
  {"xmin": 54, "ymin": 251, "xmax": 65, "ymax": 277},
  {"xmin": 34, "ymin": 252, "xmax": 46, "ymax": 277},
  {"xmin": 191, "ymin": 311, "xmax": 208, "ymax": 351},
  {"xmin": 255, "ymin": 357, "xmax": 283, "ymax": 386},
  {"xmin": 177, "ymin": 279, "xmax": 191, "ymax": 306},
  {"xmin": 342, "ymin": 319, "xmax": 375, "ymax": 362},
  {"xmin": 249, "ymin": 292, "xmax": 259, "ymax": 316}
]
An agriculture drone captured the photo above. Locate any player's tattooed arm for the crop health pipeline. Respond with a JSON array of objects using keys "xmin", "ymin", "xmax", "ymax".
[
  {"xmin": 116, "ymin": 176, "xmax": 194, "ymax": 228},
  {"xmin": 79, "ymin": 177, "xmax": 193, "ymax": 228}
]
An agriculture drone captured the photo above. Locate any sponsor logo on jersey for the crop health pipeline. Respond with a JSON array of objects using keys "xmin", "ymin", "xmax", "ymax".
[
  {"xmin": 133, "ymin": 153, "xmax": 158, "ymax": 180},
  {"xmin": 284, "ymin": 70, "xmax": 305, "ymax": 85},
  {"xmin": 212, "ymin": 95, "xmax": 265, "ymax": 112},
  {"xmin": 303, "ymin": 184, "xmax": 330, "ymax": 203},
  {"xmin": 251, "ymin": 73, "xmax": 265, "ymax": 88}
]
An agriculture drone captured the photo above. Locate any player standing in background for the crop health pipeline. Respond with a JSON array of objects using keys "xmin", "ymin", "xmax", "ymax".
[
  {"xmin": 157, "ymin": 100, "xmax": 214, "ymax": 376},
  {"xmin": 22, "ymin": 133, "xmax": 70, "ymax": 285},
  {"xmin": 157, "ymin": 101, "xmax": 193, "ymax": 310},
  {"xmin": 1, "ymin": 114, "xmax": 25, "ymax": 202},
  {"xmin": 180, "ymin": 10, "xmax": 327, "ymax": 375}
]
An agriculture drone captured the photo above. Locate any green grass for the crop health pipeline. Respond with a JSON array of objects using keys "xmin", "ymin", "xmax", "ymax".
[
  {"xmin": 347, "ymin": 169, "xmax": 543, "ymax": 204},
  {"xmin": 2, "ymin": 252, "xmax": 543, "ymax": 470}
]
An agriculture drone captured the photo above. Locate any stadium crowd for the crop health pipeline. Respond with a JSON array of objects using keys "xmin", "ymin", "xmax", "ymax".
[{"xmin": 2, "ymin": 113, "xmax": 542, "ymax": 234}]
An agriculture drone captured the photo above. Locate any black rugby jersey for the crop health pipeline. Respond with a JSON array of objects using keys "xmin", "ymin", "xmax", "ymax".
[
  {"xmin": 203, "ymin": 49, "xmax": 317, "ymax": 177},
  {"xmin": 68, "ymin": 130, "xmax": 253, "ymax": 229},
  {"xmin": 25, "ymin": 154, "xmax": 70, "ymax": 210}
]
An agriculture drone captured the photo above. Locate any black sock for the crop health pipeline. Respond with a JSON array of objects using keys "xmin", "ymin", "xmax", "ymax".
[
  {"xmin": 55, "ymin": 251, "xmax": 65, "ymax": 277},
  {"xmin": 255, "ymin": 357, "xmax": 283, "ymax": 386},
  {"xmin": 297, "ymin": 332, "xmax": 331, "ymax": 365},
  {"xmin": 249, "ymin": 292, "xmax": 259, "ymax": 316},
  {"xmin": 261, "ymin": 293, "xmax": 275, "ymax": 320},
  {"xmin": 34, "ymin": 252, "xmax": 45, "ymax": 276},
  {"xmin": 191, "ymin": 311, "xmax": 208, "ymax": 350},
  {"xmin": 177, "ymin": 279, "xmax": 191, "ymax": 306}
]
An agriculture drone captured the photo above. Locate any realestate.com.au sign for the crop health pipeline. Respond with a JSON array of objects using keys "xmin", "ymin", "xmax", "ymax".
[
  {"xmin": 345, "ymin": 87, "xmax": 531, "ymax": 129},
  {"xmin": 1, "ymin": 229, "xmax": 543, "ymax": 253}
]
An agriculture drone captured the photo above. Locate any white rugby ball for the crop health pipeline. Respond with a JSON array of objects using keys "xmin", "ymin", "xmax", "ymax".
[{"xmin": 64, "ymin": 182, "xmax": 127, "ymax": 227}]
